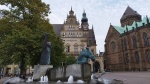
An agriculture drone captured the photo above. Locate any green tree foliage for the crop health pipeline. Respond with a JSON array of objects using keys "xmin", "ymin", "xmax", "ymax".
[
  {"xmin": 66, "ymin": 56, "xmax": 76, "ymax": 65},
  {"xmin": 0, "ymin": 0, "xmax": 66, "ymax": 76}
]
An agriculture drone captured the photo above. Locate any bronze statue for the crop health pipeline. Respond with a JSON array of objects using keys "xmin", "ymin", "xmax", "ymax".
[
  {"xmin": 77, "ymin": 47, "xmax": 95, "ymax": 64},
  {"xmin": 40, "ymin": 33, "xmax": 51, "ymax": 65}
]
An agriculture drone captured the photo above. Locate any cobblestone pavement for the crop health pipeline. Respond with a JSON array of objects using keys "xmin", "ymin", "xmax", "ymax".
[{"xmin": 102, "ymin": 71, "xmax": 150, "ymax": 84}]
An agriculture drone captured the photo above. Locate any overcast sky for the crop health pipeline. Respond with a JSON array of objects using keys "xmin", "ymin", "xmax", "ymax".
[
  {"xmin": 42, "ymin": 0, "xmax": 150, "ymax": 53},
  {"xmin": 1, "ymin": 0, "xmax": 150, "ymax": 53}
]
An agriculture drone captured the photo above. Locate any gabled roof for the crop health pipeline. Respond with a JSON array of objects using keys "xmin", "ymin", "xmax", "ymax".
[
  {"xmin": 52, "ymin": 24, "xmax": 63, "ymax": 35},
  {"xmin": 121, "ymin": 6, "xmax": 141, "ymax": 20},
  {"xmin": 113, "ymin": 16, "xmax": 150, "ymax": 34},
  {"xmin": 89, "ymin": 28, "xmax": 96, "ymax": 46}
]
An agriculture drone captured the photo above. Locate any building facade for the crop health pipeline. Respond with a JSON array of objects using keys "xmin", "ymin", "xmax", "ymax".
[
  {"xmin": 52, "ymin": 7, "xmax": 104, "ymax": 72},
  {"xmin": 53, "ymin": 8, "xmax": 97, "ymax": 56},
  {"xmin": 104, "ymin": 6, "xmax": 150, "ymax": 71}
]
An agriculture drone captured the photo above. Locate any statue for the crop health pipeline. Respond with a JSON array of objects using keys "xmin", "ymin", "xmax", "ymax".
[
  {"xmin": 40, "ymin": 33, "xmax": 51, "ymax": 65},
  {"xmin": 77, "ymin": 47, "xmax": 95, "ymax": 64}
]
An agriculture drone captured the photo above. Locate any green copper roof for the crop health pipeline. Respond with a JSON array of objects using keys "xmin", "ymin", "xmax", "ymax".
[
  {"xmin": 113, "ymin": 16, "xmax": 150, "ymax": 34},
  {"xmin": 112, "ymin": 25, "xmax": 125, "ymax": 34}
]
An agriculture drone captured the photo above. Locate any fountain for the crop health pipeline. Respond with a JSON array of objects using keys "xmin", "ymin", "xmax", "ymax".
[
  {"xmin": 63, "ymin": 75, "xmax": 84, "ymax": 84},
  {"xmin": 56, "ymin": 80, "xmax": 61, "ymax": 83},
  {"xmin": 33, "ymin": 34, "xmax": 53, "ymax": 81},
  {"xmin": 76, "ymin": 79, "xmax": 84, "ymax": 83},
  {"xmin": 26, "ymin": 77, "xmax": 33, "ymax": 82},
  {"xmin": 39, "ymin": 76, "xmax": 48, "ymax": 82},
  {"xmin": 1, "ymin": 44, "xmax": 124, "ymax": 84},
  {"xmin": 91, "ymin": 74, "xmax": 94, "ymax": 79},
  {"xmin": 67, "ymin": 75, "xmax": 74, "ymax": 83},
  {"xmin": 46, "ymin": 47, "xmax": 95, "ymax": 82}
]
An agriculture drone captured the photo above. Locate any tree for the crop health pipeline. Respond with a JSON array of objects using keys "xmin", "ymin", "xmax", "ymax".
[
  {"xmin": 66, "ymin": 56, "xmax": 76, "ymax": 65},
  {"xmin": 0, "ymin": 0, "xmax": 66, "ymax": 77}
]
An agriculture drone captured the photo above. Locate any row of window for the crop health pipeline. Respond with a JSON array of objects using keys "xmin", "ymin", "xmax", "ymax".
[
  {"xmin": 110, "ymin": 32, "xmax": 150, "ymax": 52},
  {"xmin": 65, "ymin": 46, "xmax": 84, "ymax": 52},
  {"xmin": 125, "ymin": 50, "xmax": 150, "ymax": 64},
  {"xmin": 62, "ymin": 32, "xmax": 87, "ymax": 35},
  {"xmin": 124, "ymin": 32, "xmax": 149, "ymax": 50},
  {"xmin": 62, "ymin": 32, "xmax": 88, "ymax": 37},
  {"xmin": 68, "ymin": 27, "xmax": 76, "ymax": 30},
  {"xmin": 63, "ymin": 35, "xmax": 82, "ymax": 37}
]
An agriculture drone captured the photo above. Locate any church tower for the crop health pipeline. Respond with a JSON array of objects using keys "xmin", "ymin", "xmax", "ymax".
[
  {"xmin": 81, "ymin": 10, "xmax": 89, "ymax": 30},
  {"xmin": 120, "ymin": 6, "xmax": 141, "ymax": 27}
]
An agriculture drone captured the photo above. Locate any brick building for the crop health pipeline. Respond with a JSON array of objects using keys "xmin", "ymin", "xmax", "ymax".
[{"xmin": 104, "ymin": 6, "xmax": 150, "ymax": 71}]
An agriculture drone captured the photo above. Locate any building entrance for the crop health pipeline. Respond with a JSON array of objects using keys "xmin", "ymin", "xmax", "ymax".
[{"xmin": 93, "ymin": 61, "xmax": 100, "ymax": 72}]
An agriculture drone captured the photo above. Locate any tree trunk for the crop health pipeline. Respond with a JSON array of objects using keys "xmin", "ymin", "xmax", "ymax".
[{"xmin": 20, "ymin": 55, "xmax": 26, "ymax": 79}]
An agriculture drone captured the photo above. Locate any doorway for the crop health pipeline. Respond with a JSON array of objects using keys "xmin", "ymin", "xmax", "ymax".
[{"xmin": 93, "ymin": 61, "xmax": 100, "ymax": 73}]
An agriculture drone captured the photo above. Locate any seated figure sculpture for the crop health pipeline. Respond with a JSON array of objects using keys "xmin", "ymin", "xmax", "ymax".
[
  {"xmin": 77, "ymin": 47, "xmax": 95, "ymax": 64},
  {"xmin": 40, "ymin": 33, "xmax": 51, "ymax": 65}
]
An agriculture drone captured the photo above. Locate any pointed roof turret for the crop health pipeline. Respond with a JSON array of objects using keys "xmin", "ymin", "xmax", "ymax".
[
  {"xmin": 120, "ymin": 6, "xmax": 141, "ymax": 27},
  {"xmin": 121, "ymin": 6, "xmax": 141, "ymax": 20}
]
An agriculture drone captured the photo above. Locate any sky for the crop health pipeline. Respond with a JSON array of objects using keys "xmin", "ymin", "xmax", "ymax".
[{"xmin": 1, "ymin": 0, "xmax": 150, "ymax": 53}]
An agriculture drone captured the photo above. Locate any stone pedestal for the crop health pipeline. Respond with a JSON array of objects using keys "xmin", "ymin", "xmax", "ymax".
[
  {"xmin": 47, "ymin": 64, "xmax": 91, "ymax": 81},
  {"xmin": 33, "ymin": 65, "xmax": 53, "ymax": 80}
]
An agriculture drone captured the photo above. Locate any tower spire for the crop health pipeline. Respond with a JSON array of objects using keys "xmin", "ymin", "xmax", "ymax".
[
  {"xmin": 69, "ymin": 6, "xmax": 74, "ymax": 16},
  {"xmin": 81, "ymin": 10, "xmax": 89, "ymax": 30},
  {"xmin": 81, "ymin": 10, "xmax": 88, "ymax": 22},
  {"xmin": 84, "ymin": 9, "xmax": 85, "ymax": 13}
]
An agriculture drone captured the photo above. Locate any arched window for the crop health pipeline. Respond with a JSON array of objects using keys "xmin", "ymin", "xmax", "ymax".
[
  {"xmin": 74, "ymin": 43, "xmax": 78, "ymax": 52},
  {"xmin": 143, "ymin": 32, "xmax": 149, "ymax": 46},
  {"xmin": 145, "ymin": 49, "xmax": 150, "ymax": 62},
  {"xmin": 124, "ymin": 39, "xmax": 127, "ymax": 50},
  {"xmin": 134, "ymin": 51, "xmax": 140, "ymax": 63},
  {"xmin": 125, "ymin": 53, "xmax": 129, "ymax": 64},
  {"xmin": 66, "ymin": 46, "xmax": 70, "ymax": 52},
  {"xmin": 110, "ymin": 41, "xmax": 116, "ymax": 52},
  {"xmin": 132, "ymin": 36, "xmax": 137, "ymax": 48},
  {"xmin": 65, "ymin": 44, "xmax": 70, "ymax": 52},
  {"xmin": 80, "ymin": 44, "xmax": 84, "ymax": 52}
]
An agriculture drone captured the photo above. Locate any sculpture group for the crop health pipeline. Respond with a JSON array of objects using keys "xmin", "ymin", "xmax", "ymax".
[{"xmin": 77, "ymin": 47, "xmax": 95, "ymax": 64}]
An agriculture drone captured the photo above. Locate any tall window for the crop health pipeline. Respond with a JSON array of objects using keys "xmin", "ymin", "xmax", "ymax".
[
  {"xmin": 80, "ymin": 45, "xmax": 84, "ymax": 52},
  {"xmin": 132, "ymin": 36, "xmax": 137, "ymax": 48},
  {"xmin": 145, "ymin": 49, "xmax": 150, "ymax": 62},
  {"xmin": 143, "ymin": 32, "xmax": 149, "ymax": 46},
  {"xmin": 74, "ymin": 46, "xmax": 78, "ymax": 52},
  {"xmin": 134, "ymin": 51, "xmax": 140, "ymax": 63},
  {"xmin": 124, "ymin": 39, "xmax": 127, "ymax": 50},
  {"xmin": 125, "ymin": 53, "xmax": 129, "ymax": 64},
  {"xmin": 110, "ymin": 41, "xmax": 116, "ymax": 52},
  {"xmin": 66, "ymin": 46, "xmax": 70, "ymax": 52}
]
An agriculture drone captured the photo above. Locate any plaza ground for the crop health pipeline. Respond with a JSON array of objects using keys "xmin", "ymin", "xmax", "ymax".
[{"xmin": 102, "ymin": 71, "xmax": 150, "ymax": 84}]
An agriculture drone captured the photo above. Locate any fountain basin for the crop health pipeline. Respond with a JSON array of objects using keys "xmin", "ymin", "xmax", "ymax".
[
  {"xmin": 33, "ymin": 65, "xmax": 53, "ymax": 80},
  {"xmin": 47, "ymin": 64, "xmax": 91, "ymax": 82}
]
